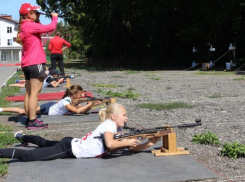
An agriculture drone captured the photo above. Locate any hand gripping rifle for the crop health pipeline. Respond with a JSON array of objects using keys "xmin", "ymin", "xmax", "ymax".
[
  {"xmin": 95, "ymin": 119, "xmax": 202, "ymax": 156},
  {"xmin": 72, "ymin": 96, "xmax": 116, "ymax": 106}
]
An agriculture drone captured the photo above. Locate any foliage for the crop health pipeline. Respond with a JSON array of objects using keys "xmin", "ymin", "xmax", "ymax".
[
  {"xmin": 137, "ymin": 102, "xmax": 193, "ymax": 111},
  {"xmin": 96, "ymin": 89, "xmax": 140, "ymax": 99},
  {"xmin": 192, "ymin": 131, "xmax": 220, "ymax": 145},
  {"xmin": 45, "ymin": 39, "xmax": 50, "ymax": 56},
  {"xmin": 220, "ymin": 141, "xmax": 245, "ymax": 159},
  {"xmin": 37, "ymin": 0, "xmax": 245, "ymax": 67}
]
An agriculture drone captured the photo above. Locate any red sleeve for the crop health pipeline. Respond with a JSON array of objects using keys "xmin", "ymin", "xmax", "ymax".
[
  {"xmin": 63, "ymin": 39, "xmax": 71, "ymax": 48},
  {"xmin": 29, "ymin": 17, "xmax": 58, "ymax": 34},
  {"xmin": 48, "ymin": 39, "xmax": 53, "ymax": 51}
]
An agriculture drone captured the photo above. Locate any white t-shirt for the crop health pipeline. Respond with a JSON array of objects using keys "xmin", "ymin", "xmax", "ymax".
[
  {"xmin": 48, "ymin": 96, "xmax": 71, "ymax": 115},
  {"xmin": 42, "ymin": 75, "xmax": 53, "ymax": 88},
  {"xmin": 71, "ymin": 119, "xmax": 122, "ymax": 158}
]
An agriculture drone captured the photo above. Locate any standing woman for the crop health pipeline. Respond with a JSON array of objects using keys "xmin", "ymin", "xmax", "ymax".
[
  {"xmin": 17, "ymin": 3, "xmax": 58, "ymax": 129},
  {"xmin": 48, "ymin": 31, "xmax": 71, "ymax": 77}
]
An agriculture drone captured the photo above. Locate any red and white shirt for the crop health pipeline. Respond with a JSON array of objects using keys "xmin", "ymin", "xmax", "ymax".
[{"xmin": 71, "ymin": 119, "xmax": 122, "ymax": 158}]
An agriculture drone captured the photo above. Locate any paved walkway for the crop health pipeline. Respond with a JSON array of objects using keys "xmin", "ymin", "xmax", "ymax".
[{"xmin": 0, "ymin": 61, "xmax": 20, "ymax": 89}]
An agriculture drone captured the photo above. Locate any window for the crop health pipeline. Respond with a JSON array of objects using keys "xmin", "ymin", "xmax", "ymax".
[
  {"xmin": 7, "ymin": 27, "xmax": 12, "ymax": 33},
  {"xmin": 7, "ymin": 39, "xmax": 12, "ymax": 45}
]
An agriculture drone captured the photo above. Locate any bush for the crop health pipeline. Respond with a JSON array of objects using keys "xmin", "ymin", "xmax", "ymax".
[
  {"xmin": 192, "ymin": 131, "xmax": 220, "ymax": 145},
  {"xmin": 220, "ymin": 141, "xmax": 245, "ymax": 159}
]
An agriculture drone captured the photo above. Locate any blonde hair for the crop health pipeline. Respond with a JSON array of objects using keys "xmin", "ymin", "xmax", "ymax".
[
  {"xmin": 62, "ymin": 84, "xmax": 83, "ymax": 98},
  {"xmin": 99, "ymin": 103, "xmax": 124, "ymax": 122}
]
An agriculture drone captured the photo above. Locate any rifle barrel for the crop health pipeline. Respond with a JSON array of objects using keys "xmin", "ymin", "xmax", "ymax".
[{"xmin": 38, "ymin": 12, "xmax": 64, "ymax": 18}]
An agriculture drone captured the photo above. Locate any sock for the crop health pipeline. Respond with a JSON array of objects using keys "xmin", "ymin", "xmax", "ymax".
[
  {"xmin": 29, "ymin": 119, "xmax": 35, "ymax": 123},
  {"xmin": 0, "ymin": 108, "xmax": 3, "ymax": 112}
]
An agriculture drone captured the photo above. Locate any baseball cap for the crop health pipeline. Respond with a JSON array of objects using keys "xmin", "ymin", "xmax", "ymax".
[
  {"xmin": 51, "ymin": 69, "xmax": 61, "ymax": 75},
  {"xmin": 19, "ymin": 3, "xmax": 41, "ymax": 15},
  {"xmin": 48, "ymin": 66, "xmax": 54, "ymax": 70}
]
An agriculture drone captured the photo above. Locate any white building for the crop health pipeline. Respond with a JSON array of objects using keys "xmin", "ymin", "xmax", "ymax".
[{"xmin": 0, "ymin": 14, "xmax": 22, "ymax": 61}]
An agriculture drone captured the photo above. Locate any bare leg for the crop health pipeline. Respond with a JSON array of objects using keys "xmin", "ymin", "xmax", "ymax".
[
  {"xmin": 24, "ymin": 80, "xmax": 30, "ymax": 117},
  {"xmin": 2, "ymin": 107, "xmax": 25, "ymax": 114},
  {"xmin": 29, "ymin": 78, "xmax": 44, "ymax": 120},
  {"xmin": 8, "ymin": 83, "xmax": 25, "ymax": 88}
]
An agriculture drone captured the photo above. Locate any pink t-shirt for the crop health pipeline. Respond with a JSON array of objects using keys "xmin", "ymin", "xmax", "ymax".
[{"xmin": 20, "ymin": 17, "xmax": 58, "ymax": 67}]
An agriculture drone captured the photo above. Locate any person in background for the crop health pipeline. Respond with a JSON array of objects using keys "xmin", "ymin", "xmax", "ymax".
[
  {"xmin": 16, "ymin": 3, "xmax": 58, "ymax": 130},
  {"xmin": 42, "ymin": 69, "xmax": 64, "ymax": 88},
  {"xmin": 48, "ymin": 31, "xmax": 71, "ymax": 77}
]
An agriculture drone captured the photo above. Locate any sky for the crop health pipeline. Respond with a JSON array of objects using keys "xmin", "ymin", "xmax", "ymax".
[{"xmin": 0, "ymin": 0, "xmax": 61, "ymax": 24}]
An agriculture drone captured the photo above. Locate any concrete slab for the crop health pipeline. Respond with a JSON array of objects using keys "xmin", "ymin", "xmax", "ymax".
[
  {"xmin": 6, "ymin": 143, "xmax": 220, "ymax": 182},
  {"xmin": 20, "ymin": 86, "xmax": 67, "ymax": 93},
  {"xmin": 17, "ymin": 113, "xmax": 100, "ymax": 126}
]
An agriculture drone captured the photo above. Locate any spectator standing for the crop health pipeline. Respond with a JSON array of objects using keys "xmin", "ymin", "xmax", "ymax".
[{"xmin": 48, "ymin": 31, "xmax": 71, "ymax": 77}]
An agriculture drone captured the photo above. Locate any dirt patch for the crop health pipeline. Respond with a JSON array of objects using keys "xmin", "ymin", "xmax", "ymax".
[{"xmin": 1, "ymin": 70, "xmax": 245, "ymax": 181}]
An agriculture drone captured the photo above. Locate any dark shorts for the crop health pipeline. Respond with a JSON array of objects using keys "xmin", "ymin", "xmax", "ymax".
[
  {"xmin": 22, "ymin": 64, "xmax": 46, "ymax": 80},
  {"xmin": 40, "ymin": 102, "xmax": 56, "ymax": 115}
]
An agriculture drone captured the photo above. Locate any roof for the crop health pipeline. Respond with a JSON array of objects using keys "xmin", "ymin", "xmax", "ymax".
[{"xmin": 0, "ymin": 15, "xmax": 18, "ymax": 24}]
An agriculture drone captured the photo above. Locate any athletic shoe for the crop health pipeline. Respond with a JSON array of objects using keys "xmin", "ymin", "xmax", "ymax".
[
  {"xmin": 27, "ymin": 120, "xmax": 48, "ymax": 130},
  {"xmin": 15, "ymin": 80, "xmax": 20, "ymax": 83},
  {"xmin": 25, "ymin": 119, "xmax": 44, "ymax": 127},
  {"xmin": 14, "ymin": 131, "xmax": 29, "ymax": 147}
]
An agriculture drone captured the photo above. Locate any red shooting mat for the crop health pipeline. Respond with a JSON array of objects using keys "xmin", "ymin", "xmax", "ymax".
[{"xmin": 5, "ymin": 91, "xmax": 93, "ymax": 102}]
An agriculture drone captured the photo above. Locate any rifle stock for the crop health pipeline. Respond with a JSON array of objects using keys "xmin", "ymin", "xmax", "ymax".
[{"xmin": 72, "ymin": 97, "xmax": 116, "ymax": 106}]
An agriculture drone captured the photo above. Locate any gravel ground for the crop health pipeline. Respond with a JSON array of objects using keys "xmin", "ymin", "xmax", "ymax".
[{"xmin": 1, "ymin": 70, "xmax": 245, "ymax": 182}]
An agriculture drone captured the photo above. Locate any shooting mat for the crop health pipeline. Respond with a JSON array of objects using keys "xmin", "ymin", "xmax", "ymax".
[
  {"xmin": 5, "ymin": 91, "xmax": 93, "ymax": 102},
  {"xmin": 6, "ymin": 142, "xmax": 220, "ymax": 182}
]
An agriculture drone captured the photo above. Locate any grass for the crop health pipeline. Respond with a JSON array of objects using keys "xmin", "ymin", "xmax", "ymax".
[
  {"xmin": 0, "ymin": 124, "xmax": 19, "ymax": 176},
  {"xmin": 92, "ymin": 83, "xmax": 123, "ymax": 88},
  {"xmin": 124, "ymin": 70, "xmax": 141, "ymax": 74},
  {"xmin": 137, "ymin": 102, "xmax": 193, "ymax": 111},
  {"xmin": 111, "ymin": 76, "xmax": 125, "ymax": 78},
  {"xmin": 208, "ymin": 95, "xmax": 222, "ymax": 98},
  {"xmin": 234, "ymin": 77, "xmax": 245, "ymax": 81},
  {"xmin": 194, "ymin": 71, "xmax": 235, "ymax": 75},
  {"xmin": 0, "ymin": 71, "xmax": 23, "ymax": 115},
  {"xmin": 96, "ymin": 89, "xmax": 140, "ymax": 99},
  {"xmin": 127, "ymin": 87, "xmax": 135, "ymax": 91},
  {"xmin": 150, "ymin": 77, "xmax": 161, "ymax": 80}
]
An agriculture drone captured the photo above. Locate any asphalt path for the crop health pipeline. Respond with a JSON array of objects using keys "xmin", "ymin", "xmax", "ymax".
[{"xmin": 0, "ymin": 62, "xmax": 20, "ymax": 89}]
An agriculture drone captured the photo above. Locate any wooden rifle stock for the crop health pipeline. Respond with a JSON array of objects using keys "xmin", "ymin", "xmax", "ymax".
[{"xmin": 72, "ymin": 97, "xmax": 116, "ymax": 106}]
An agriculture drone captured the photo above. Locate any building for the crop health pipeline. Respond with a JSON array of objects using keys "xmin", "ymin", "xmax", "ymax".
[
  {"xmin": 0, "ymin": 14, "xmax": 54, "ymax": 62},
  {"xmin": 0, "ymin": 14, "xmax": 22, "ymax": 61}
]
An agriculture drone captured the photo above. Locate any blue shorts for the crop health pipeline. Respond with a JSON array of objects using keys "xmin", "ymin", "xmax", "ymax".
[{"xmin": 40, "ymin": 102, "xmax": 56, "ymax": 115}]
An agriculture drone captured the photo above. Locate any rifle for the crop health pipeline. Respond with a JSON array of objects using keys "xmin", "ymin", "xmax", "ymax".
[
  {"xmin": 94, "ymin": 119, "xmax": 202, "ymax": 156},
  {"xmin": 52, "ymin": 75, "xmax": 75, "ymax": 81},
  {"xmin": 72, "ymin": 96, "xmax": 116, "ymax": 106}
]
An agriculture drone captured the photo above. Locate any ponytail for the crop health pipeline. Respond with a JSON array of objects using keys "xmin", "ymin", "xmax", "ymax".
[
  {"xmin": 16, "ymin": 14, "xmax": 24, "ymax": 45},
  {"xmin": 99, "ymin": 103, "xmax": 123, "ymax": 122},
  {"xmin": 62, "ymin": 84, "xmax": 83, "ymax": 99}
]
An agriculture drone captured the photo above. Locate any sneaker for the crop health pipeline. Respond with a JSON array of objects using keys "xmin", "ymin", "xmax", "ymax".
[
  {"xmin": 14, "ymin": 131, "xmax": 29, "ymax": 147},
  {"xmin": 15, "ymin": 79, "xmax": 20, "ymax": 83},
  {"xmin": 27, "ymin": 120, "xmax": 48, "ymax": 130}
]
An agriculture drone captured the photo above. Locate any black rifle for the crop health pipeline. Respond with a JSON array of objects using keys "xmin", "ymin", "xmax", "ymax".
[{"xmin": 94, "ymin": 119, "xmax": 202, "ymax": 151}]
